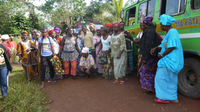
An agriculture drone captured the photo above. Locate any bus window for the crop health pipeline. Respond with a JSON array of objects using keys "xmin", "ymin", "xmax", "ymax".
[
  {"xmin": 191, "ymin": 0, "xmax": 200, "ymax": 10},
  {"xmin": 138, "ymin": 0, "xmax": 156, "ymax": 23},
  {"xmin": 160, "ymin": 0, "xmax": 185, "ymax": 16},
  {"xmin": 125, "ymin": 7, "xmax": 136, "ymax": 26}
]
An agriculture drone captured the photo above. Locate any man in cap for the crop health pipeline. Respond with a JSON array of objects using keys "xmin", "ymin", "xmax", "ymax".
[{"xmin": 1, "ymin": 35, "xmax": 11, "ymax": 59}]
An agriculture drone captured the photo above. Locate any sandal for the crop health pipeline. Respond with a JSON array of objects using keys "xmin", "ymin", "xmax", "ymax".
[
  {"xmin": 120, "ymin": 81, "xmax": 125, "ymax": 84},
  {"xmin": 169, "ymin": 101, "xmax": 179, "ymax": 104},
  {"xmin": 50, "ymin": 81, "xmax": 56, "ymax": 84},
  {"xmin": 47, "ymin": 100, "xmax": 53, "ymax": 104},
  {"xmin": 154, "ymin": 98, "xmax": 170, "ymax": 104},
  {"xmin": 40, "ymin": 85, "xmax": 45, "ymax": 88},
  {"xmin": 113, "ymin": 80, "xmax": 119, "ymax": 84}
]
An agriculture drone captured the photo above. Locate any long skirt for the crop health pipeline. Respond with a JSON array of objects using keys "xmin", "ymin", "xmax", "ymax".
[
  {"xmin": 113, "ymin": 56, "xmax": 127, "ymax": 80},
  {"xmin": 128, "ymin": 51, "xmax": 134, "ymax": 71},
  {"xmin": 102, "ymin": 51, "xmax": 113, "ymax": 77},
  {"xmin": 63, "ymin": 60, "xmax": 77, "ymax": 76},
  {"xmin": 155, "ymin": 67, "xmax": 178, "ymax": 101},
  {"xmin": 10, "ymin": 47, "xmax": 19, "ymax": 63},
  {"xmin": 139, "ymin": 56, "xmax": 158, "ymax": 92},
  {"xmin": 96, "ymin": 55, "xmax": 103, "ymax": 74},
  {"xmin": 50, "ymin": 55, "xmax": 64, "ymax": 79}
]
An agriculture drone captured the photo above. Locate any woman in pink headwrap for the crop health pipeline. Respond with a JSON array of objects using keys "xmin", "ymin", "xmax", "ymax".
[{"xmin": 93, "ymin": 26, "xmax": 102, "ymax": 74}]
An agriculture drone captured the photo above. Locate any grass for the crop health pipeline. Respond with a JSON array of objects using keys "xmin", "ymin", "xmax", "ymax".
[{"xmin": 0, "ymin": 66, "xmax": 49, "ymax": 112}]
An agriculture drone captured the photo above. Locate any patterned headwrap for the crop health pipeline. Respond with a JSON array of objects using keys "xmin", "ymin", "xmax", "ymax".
[
  {"xmin": 31, "ymin": 29, "xmax": 37, "ymax": 34},
  {"xmin": 54, "ymin": 26, "xmax": 61, "ymax": 33},
  {"xmin": 89, "ymin": 23, "xmax": 95, "ymax": 28},
  {"xmin": 48, "ymin": 29, "xmax": 55, "ymax": 36},
  {"xmin": 143, "ymin": 16, "xmax": 153, "ymax": 25},
  {"xmin": 77, "ymin": 24, "xmax": 82, "ymax": 28},
  {"xmin": 21, "ymin": 31, "xmax": 28, "ymax": 35},
  {"xmin": 41, "ymin": 28, "xmax": 48, "ymax": 32},
  {"xmin": 112, "ymin": 22, "xmax": 120, "ymax": 28},
  {"xmin": 95, "ymin": 26, "xmax": 101, "ymax": 31},
  {"xmin": 160, "ymin": 14, "xmax": 176, "ymax": 25},
  {"xmin": 120, "ymin": 21, "xmax": 125, "ymax": 24},
  {"xmin": 105, "ymin": 23, "xmax": 112, "ymax": 31}
]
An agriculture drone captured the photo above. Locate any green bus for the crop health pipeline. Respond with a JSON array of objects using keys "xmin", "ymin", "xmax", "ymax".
[{"xmin": 121, "ymin": 0, "xmax": 200, "ymax": 98}]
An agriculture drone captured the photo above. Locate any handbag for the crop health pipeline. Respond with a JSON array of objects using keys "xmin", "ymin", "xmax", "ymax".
[{"xmin": 98, "ymin": 56, "xmax": 108, "ymax": 65}]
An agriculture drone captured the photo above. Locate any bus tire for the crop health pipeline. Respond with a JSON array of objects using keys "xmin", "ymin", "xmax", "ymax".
[{"xmin": 178, "ymin": 58, "xmax": 200, "ymax": 98}]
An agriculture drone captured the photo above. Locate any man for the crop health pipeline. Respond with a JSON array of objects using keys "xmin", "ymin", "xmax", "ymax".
[
  {"xmin": 1, "ymin": 35, "xmax": 11, "ymax": 59},
  {"xmin": 8, "ymin": 37, "xmax": 18, "ymax": 63},
  {"xmin": 54, "ymin": 26, "xmax": 63, "ymax": 49}
]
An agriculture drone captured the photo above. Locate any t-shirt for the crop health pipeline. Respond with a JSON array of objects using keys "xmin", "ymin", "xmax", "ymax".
[
  {"xmin": 52, "ymin": 38, "xmax": 59, "ymax": 55},
  {"xmin": 101, "ymin": 35, "xmax": 111, "ymax": 51},
  {"xmin": 38, "ymin": 37, "xmax": 53, "ymax": 56}
]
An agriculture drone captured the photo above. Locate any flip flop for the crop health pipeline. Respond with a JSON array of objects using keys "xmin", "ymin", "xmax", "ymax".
[
  {"xmin": 40, "ymin": 85, "xmax": 45, "ymax": 88},
  {"xmin": 169, "ymin": 101, "xmax": 179, "ymax": 104},
  {"xmin": 120, "ymin": 81, "xmax": 125, "ymax": 84},
  {"xmin": 154, "ymin": 98, "xmax": 170, "ymax": 104},
  {"xmin": 113, "ymin": 80, "xmax": 119, "ymax": 84},
  {"xmin": 50, "ymin": 81, "xmax": 55, "ymax": 84}
]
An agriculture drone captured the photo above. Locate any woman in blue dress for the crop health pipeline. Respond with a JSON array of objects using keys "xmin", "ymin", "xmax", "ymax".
[{"xmin": 151, "ymin": 14, "xmax": 184, "ymax": 104}]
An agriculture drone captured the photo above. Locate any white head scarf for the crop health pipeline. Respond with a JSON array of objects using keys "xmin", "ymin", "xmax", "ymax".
[{"xmin": 81, "ymin": 47, "xmax": 89, "ymax": 53}]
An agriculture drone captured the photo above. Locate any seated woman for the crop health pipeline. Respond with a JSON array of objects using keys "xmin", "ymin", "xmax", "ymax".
[{"xmin": 79, "ymin": 47, "xmax": 97, "ymax": 79}]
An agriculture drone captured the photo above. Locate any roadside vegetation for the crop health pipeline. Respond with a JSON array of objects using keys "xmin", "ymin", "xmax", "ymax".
[{"xmin": 0, "ymin": 65, "xmax": 49, "ymax": 112}]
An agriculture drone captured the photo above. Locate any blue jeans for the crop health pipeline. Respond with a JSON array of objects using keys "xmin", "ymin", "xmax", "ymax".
[{"xmin": 0, "ymin": 66, "xmax": 9, "ymax": 97}]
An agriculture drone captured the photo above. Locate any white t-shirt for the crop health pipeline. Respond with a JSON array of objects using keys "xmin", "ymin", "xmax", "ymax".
[
  {"xmin": 21, "ymin": 40, "xmax": 30, "ymax": 50},
  {"xmin": 101, "ymin": 35, "xmax": 111, "ymax": 51},
  {"xmin": 52, "ymin": 38, "xmax": 59, "ymax": 55}
]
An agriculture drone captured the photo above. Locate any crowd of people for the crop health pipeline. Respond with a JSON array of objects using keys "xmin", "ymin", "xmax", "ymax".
[{"xmin": 0, "ymin": 14, "xmax": 184, "ymax": 104}]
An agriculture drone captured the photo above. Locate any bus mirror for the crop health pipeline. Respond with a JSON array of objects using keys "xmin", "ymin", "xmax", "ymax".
[{"xmin": 120, "ymin": 9, "xmax": 124, "ymax": 19}]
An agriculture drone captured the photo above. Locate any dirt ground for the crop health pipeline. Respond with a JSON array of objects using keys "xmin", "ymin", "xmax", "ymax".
[{"xmin": 43, "ymin": 74, "xmax": 200, "ymax": 112}]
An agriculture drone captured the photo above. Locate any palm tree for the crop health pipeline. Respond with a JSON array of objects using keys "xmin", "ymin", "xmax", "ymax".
[{"xmin": 93, "ymin": 0, "xmax": 129, "ymax": 25}]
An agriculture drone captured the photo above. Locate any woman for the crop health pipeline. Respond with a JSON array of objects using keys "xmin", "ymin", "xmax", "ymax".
[
  {"xmin": 59, "ymin": 28, "xmax": 80, "ymax": 80},
  {"xmin": 139, "ymin": 17, "xmax": 160, "ymax": 93},
  {"xmin": 110, "ymin": 22, "xmax": 127, "ymax": 84},
  {"xmin": 48, "ymin": 29, "xmax": 63, "ymax": 80},
  {"xmin": 8, "ymin": 37, "xmax": 18, "ymax": 63},
  {"xmin": 93, "ymin": 26, "xmax": 102, "ymax": 74},
  {"xmin": 0, "ymin": 42, "xmax": 12, "ymax": 100},
  {"xmin": 38, "ymin": 28, "xmax": 55, "ymax": 88},
  {"xmin": 54, "ymin": 26, "xmax": 63, "ymax": 49},
  {"xmin": 105, "ymin": 23, "xmax": 113, "ymax": 35},
  {"xmin": 151, "ymin": 14, "xmax": 184, "ymax": 103},
  {"xmin": 119, "ymin": 21, "xmax": 134, "ymax": 74},
  {"xmin": 79, "ymin": 47, "xmax": 97, "ymax": 79},
  {"xmin": 98, "ymin": 27, "xmax": 112, "ymax": 79},
  {"xmin": 76, "ymin": 26, "xmax": 84, "ymax": 76},
  {"xmin": 89, "ymin": 23, "xmax": 96, "ymax": 36},
  {"xmin": 17, "ymin": 31, "xmax": 38, "ymax": 80}
]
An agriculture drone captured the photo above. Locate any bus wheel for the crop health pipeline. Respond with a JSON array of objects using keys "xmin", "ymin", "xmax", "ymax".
[{"xmin": 178, "ymin": 58, "xmax": 200, "ymax": 98}]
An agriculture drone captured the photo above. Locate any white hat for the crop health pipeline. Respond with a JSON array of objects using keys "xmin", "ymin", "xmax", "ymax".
[
  {"xmin": 1, "ymin": 34, "xmax": 10, "ymax": 40},
  {"xmin": 81, "ymin": 47, "xmax": 89, "ymax": 53}
]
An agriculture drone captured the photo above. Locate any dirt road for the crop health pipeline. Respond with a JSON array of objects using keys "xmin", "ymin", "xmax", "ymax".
[{"xmin": 44, "ymin": 74, "xmax": 200, "ymax": 112}]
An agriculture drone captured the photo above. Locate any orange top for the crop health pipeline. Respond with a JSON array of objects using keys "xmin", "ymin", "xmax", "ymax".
[
  {"xmin": 8, "ymin": 41, "xmax": 17, "ymax": 49},
  {"xmin": 57, "ymin": 37, "xmax": 62, "ymax": 49}
]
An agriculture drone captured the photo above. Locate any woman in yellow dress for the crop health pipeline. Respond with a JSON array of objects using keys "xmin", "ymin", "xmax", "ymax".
[{"xmin": 17, "ymin": 31, "xmax": 38, "ymax": 80}]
